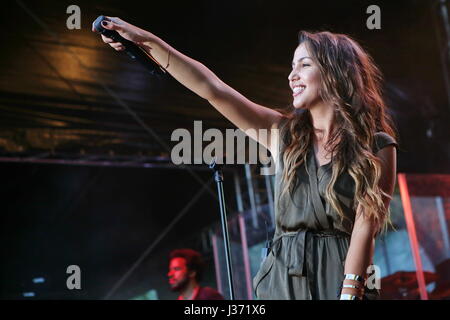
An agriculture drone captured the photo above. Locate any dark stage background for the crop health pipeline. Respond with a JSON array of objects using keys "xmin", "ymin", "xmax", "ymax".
[{"xmin": 0, "ymin": 0, "xmax": 449, "ymax": 299}]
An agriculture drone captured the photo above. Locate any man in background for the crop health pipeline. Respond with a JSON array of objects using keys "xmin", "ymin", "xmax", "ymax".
[{"xmin": 168, "ymin": 248, "xmax": 224, "ymax": 300}]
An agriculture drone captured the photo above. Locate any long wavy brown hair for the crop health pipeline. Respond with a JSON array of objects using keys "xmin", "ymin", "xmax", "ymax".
[{"xmin": 279, "ymin": 31, "xmax": 397, "ymax": 233}]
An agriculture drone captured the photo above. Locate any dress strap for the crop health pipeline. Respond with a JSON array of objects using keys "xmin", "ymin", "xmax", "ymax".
[{"xmin": 307, "ymin": 148, "xmax": 331, "ymax": 230}]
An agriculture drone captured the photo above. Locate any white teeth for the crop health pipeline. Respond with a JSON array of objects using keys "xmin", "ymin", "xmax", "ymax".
[{"xmin": 293, "ymin": 86, "xmax": 305, "ymax": 94}]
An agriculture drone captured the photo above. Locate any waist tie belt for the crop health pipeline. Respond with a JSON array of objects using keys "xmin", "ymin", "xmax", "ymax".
[{"xmin": 269, "ymin": 229, "xmax": 350, "ymax": 277}]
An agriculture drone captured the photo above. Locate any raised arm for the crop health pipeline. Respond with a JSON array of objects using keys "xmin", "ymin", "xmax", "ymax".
[{"xmin": 93, "ymin": 17, "xmax": 284, "ymax": 153}]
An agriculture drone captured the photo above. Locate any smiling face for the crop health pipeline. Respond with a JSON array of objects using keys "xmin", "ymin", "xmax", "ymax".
[{"xmin": 288, "ymin": 42, "xmax": 323, "ymax": 110}]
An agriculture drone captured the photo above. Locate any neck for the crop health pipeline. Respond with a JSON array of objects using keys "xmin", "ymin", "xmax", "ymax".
[
  {"xmin": 179, "ymin": 280, "xmax": 199, "ymax": 300},
  {"xmin": 309, "ymin": 102, "xmax": 335, "ymax": 141}
]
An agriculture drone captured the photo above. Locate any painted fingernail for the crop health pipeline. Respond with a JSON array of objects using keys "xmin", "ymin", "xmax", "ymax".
[{"xmin": 101, "ymin": 21, "xmax": 109, "ymax": 27}]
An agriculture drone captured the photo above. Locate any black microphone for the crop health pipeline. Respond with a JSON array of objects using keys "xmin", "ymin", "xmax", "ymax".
[{"xmin": 92, "ymin": 15, "xmax": 165, "ymax": 76}]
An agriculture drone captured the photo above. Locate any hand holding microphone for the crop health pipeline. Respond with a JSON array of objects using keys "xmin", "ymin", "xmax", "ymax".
[{"xmin": 92, "ymin": 16, "xmax": 166, "ymax": 75}]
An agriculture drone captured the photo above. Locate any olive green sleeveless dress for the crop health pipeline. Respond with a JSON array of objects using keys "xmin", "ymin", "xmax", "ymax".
[{"xmin": 253, "ymin": 120, "xmax": 397, "ymax": 300}]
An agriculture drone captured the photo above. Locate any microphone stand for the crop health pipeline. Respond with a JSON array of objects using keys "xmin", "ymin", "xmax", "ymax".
[{"xmin": 209, "ymin": 159, "xmax": 235, "ymax": 300}]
